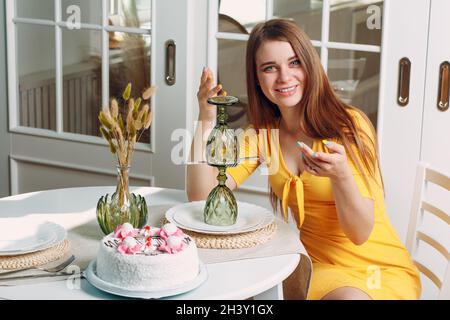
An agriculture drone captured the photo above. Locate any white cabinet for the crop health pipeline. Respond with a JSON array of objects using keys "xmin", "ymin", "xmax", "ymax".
[
  {"xmin": 421, "ymin": 0, "xmax": 450, "ymax": 179},
  {"xmin": 380, "ymin": 0, "xmax": 450, "ymax": 242}
]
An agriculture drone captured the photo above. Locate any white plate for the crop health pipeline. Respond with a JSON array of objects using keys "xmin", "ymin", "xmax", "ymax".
[
  {"xmin": 165, "ymin": 201, "xmax": 275, "ymax": 235},
  {"xmin": 84, "ymin": 260, "xmax": 208, "ymax": 299},
  {"xmin": 0, "ymin": 220, "xmax": 66, "ymax": 256}
]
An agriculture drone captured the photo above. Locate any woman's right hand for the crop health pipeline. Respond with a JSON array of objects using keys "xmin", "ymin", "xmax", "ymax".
[{"xmin": 197, "ymin": 67, "xmax": 222, "ymax": 120}]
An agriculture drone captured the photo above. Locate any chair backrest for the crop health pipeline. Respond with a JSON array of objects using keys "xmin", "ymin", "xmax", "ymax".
[{"xmin": 406, "ymin": 162, "xmax": 450, "ymax": 299}]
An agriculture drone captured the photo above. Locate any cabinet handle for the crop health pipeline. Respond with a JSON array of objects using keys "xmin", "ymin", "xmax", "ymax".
[
  {"xmin": 397, "ymin": 57, "xmax": 411, "ymax": 107},
  {"xmin": 165, "ymin": 40, "xmax": 176, "ymax": 86},
  {"xmin": 437, "ymin": 61, "xmax": 449, "ymax": 112}
]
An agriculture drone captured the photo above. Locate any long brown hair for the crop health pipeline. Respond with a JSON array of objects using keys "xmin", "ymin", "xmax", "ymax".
[{"xmin": 245, "ymin": 19, "xmax": 383, "ymax": 215}]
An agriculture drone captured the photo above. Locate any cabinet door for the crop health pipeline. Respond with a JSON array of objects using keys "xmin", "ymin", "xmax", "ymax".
[
  {"xmin": 421, "ymin": 0, "xmax": 450, "ymax": 180},
  {"xmin": 378, "ymin": 0, "xmax": 430, "ymax": 242},
  {"xmin": 421, "ymin": 0, "xmax": 450, "ymax": 211}
]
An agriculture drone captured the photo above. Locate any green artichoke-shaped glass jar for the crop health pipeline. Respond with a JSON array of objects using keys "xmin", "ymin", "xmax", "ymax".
[
  {"xmin": 204, "ymin": 167, "xmax": 238, "ymax": 226},
  {"xmin": 204, "ymin": 95, "xmax": 239, "ymax": 226},
  {"xmin": 96, "ymin": 165, "xmax": 148, "ymax": 235}
]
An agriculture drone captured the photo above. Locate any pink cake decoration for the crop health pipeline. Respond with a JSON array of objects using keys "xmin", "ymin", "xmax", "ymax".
[
  {"xmin": 159, "ymin": 235, "xmax": 186, "ymax": 254},
  {"xmin": 110, "ymin": 222, "xmax": 190, "ymax": 255},
  {"xmin": 114, "ymin": 222, "xmax": 138, "ymax": 240},
  {"xmin": 158, "ymin": 223, "xmax": 184, "ymax": 240},
  {"xmin": 117, "ymin": 236, "xmax": 143, "ymax": 255}
]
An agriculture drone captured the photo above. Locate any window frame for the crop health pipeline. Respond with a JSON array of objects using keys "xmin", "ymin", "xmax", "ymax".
[
  {"xmin": 209, "ymin": 0, "xmax": 382, "ymax": 74},
  {"xmin": 5, "ymin": 0, "xmax": 154, "ymax": 152}
]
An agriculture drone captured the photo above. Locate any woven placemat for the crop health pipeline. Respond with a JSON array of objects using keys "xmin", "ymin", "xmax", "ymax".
[
  {"xmin": 0, "ymin": 239, "xmax": 71, "ymax": 270},
  {"xmin": 161, "ymin": 219, "xmax": 277, "ymax": 249}
]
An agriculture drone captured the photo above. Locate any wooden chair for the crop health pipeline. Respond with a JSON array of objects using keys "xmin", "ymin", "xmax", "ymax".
[{"xmin": 406, "ymin": 162, "xmax": 450, "ymax": 299}]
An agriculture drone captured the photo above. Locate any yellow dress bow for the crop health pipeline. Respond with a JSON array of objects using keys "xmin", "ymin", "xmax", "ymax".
[{"xmin": 281, "ymin": 175, "xmax": 305, "ymax": 227}]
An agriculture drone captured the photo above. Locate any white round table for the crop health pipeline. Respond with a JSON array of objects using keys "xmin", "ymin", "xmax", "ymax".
[{"xmin": 0, "ymin": 187, "xmax": 300, "ymax": 300}]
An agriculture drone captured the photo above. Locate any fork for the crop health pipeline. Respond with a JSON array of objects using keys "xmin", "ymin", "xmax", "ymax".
[
  {"xmin": 0, "ymin": 270, "xmax": 85, "ymax": 282},
  {"xmin": 0, "ymin": 255, "xmax": 75, "ymax": 277}
]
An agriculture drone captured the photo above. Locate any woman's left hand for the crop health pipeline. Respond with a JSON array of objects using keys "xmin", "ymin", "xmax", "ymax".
[{"xmin": 297, "ymin": 140, "xmax": 352, "ymax": 181}]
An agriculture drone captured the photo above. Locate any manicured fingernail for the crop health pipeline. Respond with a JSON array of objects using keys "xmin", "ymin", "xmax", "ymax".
[
  {"xmin": 296, "ymin": 141, "xmax": 303, "ymax": 147},
  {"xmin": 322, "ymin": 139, "xmax": 330, "ymax": 146},
  {"xmin": 313, "ymin": 152, "xmax": 318, "ymax": 158}
]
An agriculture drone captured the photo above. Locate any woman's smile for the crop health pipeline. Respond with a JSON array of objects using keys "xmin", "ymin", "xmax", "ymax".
[{"xmin": 275, "ymin": 84, "xmax": 299, "ymax": 97}]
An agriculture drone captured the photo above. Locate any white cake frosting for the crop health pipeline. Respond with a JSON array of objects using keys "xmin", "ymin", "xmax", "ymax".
[{"xmin": 96, "ymin": 223, "xmax": 199, "ymax": 291}]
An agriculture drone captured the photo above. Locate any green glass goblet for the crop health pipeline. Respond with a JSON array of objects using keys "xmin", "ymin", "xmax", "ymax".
[
  {"xmin": 204, "ymin": 166, "xmax": 238, "ymax": 226},
  {"xmin": 203, "ymin": 95, "xmax": 239, "ymax": 226}
]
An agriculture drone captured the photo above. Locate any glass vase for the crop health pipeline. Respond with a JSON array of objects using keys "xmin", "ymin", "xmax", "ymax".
[
  {"xmin": 204, "ymin": 166, "xmax": 238, "ymax": 226},
  {"xmin": 96, "ymin": 165, "xmax": 148, "ymax": 235}
]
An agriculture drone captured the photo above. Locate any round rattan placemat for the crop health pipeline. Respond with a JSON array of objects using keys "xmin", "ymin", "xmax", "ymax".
[
  {"xmin": 0, "ymin": 239, "xmax": 71, "ymax": 270},
  {"xmin": 161, "ymin": 219, "xmax": 277, "ymax": 249}
]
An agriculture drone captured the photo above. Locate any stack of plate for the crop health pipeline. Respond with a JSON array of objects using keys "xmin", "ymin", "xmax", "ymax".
[
  {"xmin": 165, "ymin": 201, "xmax": 275, "ymax": 235},
  {"xmin": 0, "ymin": 219, "xmax": 66, "ymax": 257}
]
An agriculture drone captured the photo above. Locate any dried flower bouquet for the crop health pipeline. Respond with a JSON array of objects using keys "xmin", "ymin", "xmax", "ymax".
[
  {"xmin": 99, "ymin": 83, "xmax": 155, "ymax": 168},
  {"xmin": 96, "ymin": 83, "xmax": 156, "ymax": 235}
]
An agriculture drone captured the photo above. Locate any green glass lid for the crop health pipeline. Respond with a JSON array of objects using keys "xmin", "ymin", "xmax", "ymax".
[{"xmin": 207, "ymin": 95, "xmax": 239, "ymax": 106}]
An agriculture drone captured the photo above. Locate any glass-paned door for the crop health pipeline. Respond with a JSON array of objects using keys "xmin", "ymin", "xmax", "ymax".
[
  {"xmin": 212, "ymin": 0, "xmax": 383, "ymax": 191},
  {"xmin": 214, "ymin": 0, "xmax": 382, "ymax": 129},
  {"xmin": 6, "ymin": 0, "xmax": 191, "ymax": 193},
  {"xmin": 10, "ymin": 0, "xmax": 152, "ymax": 143}
]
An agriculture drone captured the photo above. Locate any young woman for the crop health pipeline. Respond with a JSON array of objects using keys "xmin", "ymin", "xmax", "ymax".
[{"xmin": 186, "ymin": 19, "xmax": 421, "ymax": 300}]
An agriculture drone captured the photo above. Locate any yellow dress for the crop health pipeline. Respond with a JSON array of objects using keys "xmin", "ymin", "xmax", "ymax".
[{"xmin": 227, "ymin": 110, "xmax": 421, "ymax": 300}]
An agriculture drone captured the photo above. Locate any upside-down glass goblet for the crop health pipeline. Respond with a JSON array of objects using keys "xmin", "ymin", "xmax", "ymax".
[{"xmin": 204, "ymin": 95, "xmax": 239, "ymax": 226}]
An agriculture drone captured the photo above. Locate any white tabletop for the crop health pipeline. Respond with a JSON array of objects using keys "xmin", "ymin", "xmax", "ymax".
[{"xmin": 0, "ymin": 187, "xmax": 301, "ymax": 300}]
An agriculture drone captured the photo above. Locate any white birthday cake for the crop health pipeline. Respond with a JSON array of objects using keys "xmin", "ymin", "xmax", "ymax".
[{"xmin": 96, "ymin": 222, "xmax": 200, "ymax": 291}]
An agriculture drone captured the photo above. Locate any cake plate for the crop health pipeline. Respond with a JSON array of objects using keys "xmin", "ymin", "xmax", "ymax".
[{"xmin": 84, "ymin": 260, "xmax": 208, "ymax": 299}]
